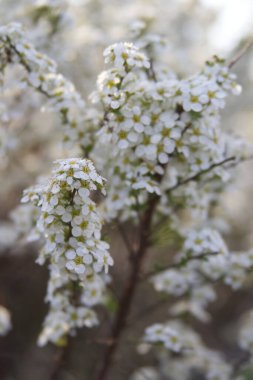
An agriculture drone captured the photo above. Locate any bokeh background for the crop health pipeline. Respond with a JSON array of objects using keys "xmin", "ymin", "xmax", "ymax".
[{"xmin": 0, "ymin": 0, "xmax": 253, "ymax": 379}]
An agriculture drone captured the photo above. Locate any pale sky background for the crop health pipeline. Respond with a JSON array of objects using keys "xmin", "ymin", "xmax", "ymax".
[
  {"xmin": 200, "ymin": 0, "xmax": 253, "ymax": 52},
  {"xmin": 69, "ymin": 0, "xmax": 253, "ymax": 54}
]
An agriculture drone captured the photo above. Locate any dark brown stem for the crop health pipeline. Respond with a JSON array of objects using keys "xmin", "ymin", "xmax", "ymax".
[
  {"xmin": 50, "ymin": 343, "xmax": 71, "ymax": 380},
  {"xmin": 94, "ymin": 196, "xmax": 158, "ymax": 380}
]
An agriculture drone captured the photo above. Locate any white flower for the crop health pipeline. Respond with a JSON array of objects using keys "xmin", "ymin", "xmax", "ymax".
[
  {"xmin": 183, "ymin": 228, "xmax": 228, "ymax": 256},
  {"xmin": 151, "ymin": 269, "xmax": 198, "ymax": 296},
  {"xmin": 144, "ymin": 323, "xmax": 182, "ymax": 352},
  {"xmin": 103, "ymin": 42, "xmax": 150, "ymax": 72}
]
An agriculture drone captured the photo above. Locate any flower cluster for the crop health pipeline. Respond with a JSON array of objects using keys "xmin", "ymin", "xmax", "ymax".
[
  {"xmin": 140, "ymin": 321, "xmax": 232, "ymax": 380},
  {"xmin": 103, "ymin": 42, "xmax": 150, "ymax": 73},
  {"xmin": 183, "ymin": 227, "xmax": 228, "ymax": 256},
  {"xmin": 89, "ymin": 37, "xmax": 244, "ymax": 224},
  {"xmin": 144, "ymin": 323, "xmax": 182, "ymax": 352},
  {"xmin": 150, "ymin": 227, "xmax": 253, "ymax": 328},
  {"xmin": 0, "ymin": 22, "xmax": 94, "ymax": 152},
  {"xmin": 21, "ymin": 158, "xmax": 113, "ymax": 345}
]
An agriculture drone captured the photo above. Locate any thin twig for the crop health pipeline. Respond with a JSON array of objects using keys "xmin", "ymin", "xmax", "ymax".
[
  {"xmin": 228, "ymin": 39, "xmax": 253, "ymax": 68},
  {"xmin": 129, "ymin": 296, "xmax": 169, "ymax": 328},
  {"xmin": 167, "ymin": 156, "xmax": 235, "ymax": 193},
  {"xmin": 117, "ymin": 223, "xmax": 134, "ymax": 258},
  {"xmin": 50, "ymin": 343, "xmax": 71, "ymax": 380},
  {"xmin": 142, "ymin": 251, "xmax": 219, "ymax": 280},
  {"xmin": 6, "ymin": 37, "xmax": 55, "ymax": 99},
  {"xmin": 130, "ymin": 253, "xmax": 219, "ymax": 327}
]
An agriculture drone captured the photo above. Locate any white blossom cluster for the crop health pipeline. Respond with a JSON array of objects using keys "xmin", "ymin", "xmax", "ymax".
[
  {"xmin": 140, "ymin": 321, "xmax": 232, "ymax": 380},
  {"xmin": 21, "ymin": 158, "xmax": 113, "ymax": 345},
  {"xmin": 0, "ymin": 22, "xmax": 95, "ymax": 152},
  {"xmin": 89, "ymin": 38, "xmax": 245, "ymax": 224},
  {"xmin": 0, "ymin": 14, "xmax": 253, "ymax": 380},
  {"xmin": 183, "ymin": 227, "xmax": 228, "ymax": 256},
  {"xmin": 151, "ymin": 228, "xmax": 253, "ymax": 324},
  {"xmin": 144, "ymin": 322, "xmax": 182, "ymax": 352}
]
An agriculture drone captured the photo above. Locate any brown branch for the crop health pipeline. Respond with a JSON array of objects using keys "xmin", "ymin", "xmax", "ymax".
[
  {"xmin": 228, "ymin": 39, "xmax": 253, "ymax": 68},
  {"xmin": 94, "ymin": 195, "xmax": 159, "ymax": 380},
  {"xmin": 166, "ymin": 156, "xmax": 236, "ymax": 193},
  {"xmin": 50, "ymin": 342, "xmax": 71, "ymax": 380},
  {"xmin": 151, "ymin": 156, "xmax": 239, "ymax": 246}
]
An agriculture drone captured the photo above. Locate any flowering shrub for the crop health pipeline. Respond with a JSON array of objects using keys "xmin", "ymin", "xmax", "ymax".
[{"xmin": 0, "ymin": 12, "xmax": 253, "ymax": 380}]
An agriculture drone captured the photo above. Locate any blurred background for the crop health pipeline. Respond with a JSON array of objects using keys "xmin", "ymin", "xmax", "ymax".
[{"xmin": 0, "ymin": 0, "xmax": 253, "ymax": 379}]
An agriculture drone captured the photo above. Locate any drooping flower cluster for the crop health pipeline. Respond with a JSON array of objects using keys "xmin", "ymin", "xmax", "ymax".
[{"xmin": 21, "ymin": 158, "xmax": 113, "ymax": 345}]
